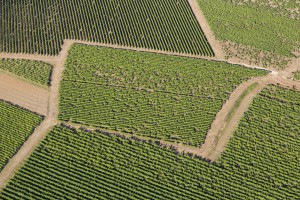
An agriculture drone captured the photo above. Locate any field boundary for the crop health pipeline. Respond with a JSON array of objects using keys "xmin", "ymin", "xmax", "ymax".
[
  {"xmin": 0, "ymin": 24, "xmax": 299, "ymax": 191},
  {"xmin": 187, "ymin": 0, "xmax": 225, "ymax": 59},
  {"xmin": 0, "ymin": 41, "xmax": 72, "ymax": 189},
  {"xmin": 0, "ymin": 72, "xmax": 49, "ymax": 116}
]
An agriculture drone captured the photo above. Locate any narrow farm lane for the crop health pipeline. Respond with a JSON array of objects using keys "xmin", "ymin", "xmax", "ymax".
[
  {"xmin": 0, "ymin": 38, "xmax": 298, "ymax": 191},
  {"xmin": 200, "ymin": 81, "xmax": 267, "ymax": 161},
  {"xmin": 1, "ymin": 52, "xmax": 57, "ymax": 66}
]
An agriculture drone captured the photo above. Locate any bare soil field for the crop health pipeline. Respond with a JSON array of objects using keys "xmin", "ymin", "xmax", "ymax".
[{"xmin": 0, "ymin": 72, "xmax": 49, "ymax": 116}]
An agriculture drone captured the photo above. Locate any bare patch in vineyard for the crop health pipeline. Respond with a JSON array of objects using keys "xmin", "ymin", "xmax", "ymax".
[
  {"xmin": 222, "ymin": 41, "xmax": 292, "ymax": 70},
  {"xmin": 0, "ymin": 72, "xmax": 49, "ymax": 116}
]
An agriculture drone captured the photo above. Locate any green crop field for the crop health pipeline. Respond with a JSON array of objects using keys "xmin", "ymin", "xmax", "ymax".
[
  {"xmin": 1, "ymin": 0, "xmax": 214, "ymax": 56},
  {"xmin": 1, "ymin": 119, "xmax": 299, "ymax": 199},
  {"xmin": 0, "ymin": 59, "xmax": 52, "ymax": 86},
  {"xmin": 197, "ymin": 0, "xmax": 300, "ymax": 68},
  {"xmin": 1, "ymin": 1, "xmax": 299, "ymax": 199},
  {"xmin": 223, "ymin": 0, "xmax": 300, "ymax": 20},
  {"xmin": 218, "ymin": 85, "xmax": 300, "ymax": 196},
  {"xmin": 59, "ymin": 44, "xmax": 267, "ymax": 146},
  {"xmin": 0, "ymin": 100, "xmax": 43, "ymax": 171}
]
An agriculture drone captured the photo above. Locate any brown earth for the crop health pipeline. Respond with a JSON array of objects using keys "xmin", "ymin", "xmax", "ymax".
[
  {"xmin": 0, "ymin": 41, "xmax": 73, "ymax": 189},
  {"xmin": 0, "ymin": 72, "xmax": 49, "ymax": 116},
  {"xmin": 0, "ymin": 53, "xmax": 57, "ymax": 66}
]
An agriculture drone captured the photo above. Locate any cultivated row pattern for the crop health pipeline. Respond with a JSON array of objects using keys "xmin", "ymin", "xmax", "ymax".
[
  {"xmin": 0, "ymin": 100, "xmax": 43, "ymax": 171},
  {"xmin": 219, "ymin": 85, "xmax": 300, "ymax": 197},
  {"xmin": 59, "ymin": 44, "xmax": 267, "ymax": 146},
  {"xmin": 0, "ymin": 59, "xmax": 52, "ymax": 86},
  {"xmin": 1, "ymin": 0, "xmax": 214, "ymax": 56},
  {"xmin": 1, "ymin": 122, "xmax": 299, "ymax": 199}
]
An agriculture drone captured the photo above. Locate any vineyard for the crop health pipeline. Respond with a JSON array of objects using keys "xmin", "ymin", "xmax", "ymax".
[
  {"xmin": 0, "ymin": 100, "xmax": 43, "ymax": 171},
  {"xmin": 197, "ymin": 0, "xmax": 300, "ymax": 56},
  {"xmin": 1, "ymin": 0, "xmax": 214, "ymax": 56},
  {"xmin": 223, "ymin": 0, "xmax": 300, "ymax": 20},
  {"xmin": 1, "ymin": 123, "xmax": 299, "ymax": 199},
  {"xmin": 218, "ymin": 85, "xmax": 300, "ymax": 197},
  {"xmin": 198, "ymin": 0, "xmax": 300, "ymax": 68},
  {"xmin": 59, "ymin": 44, "xmax": 267, "ymax": 146},
  {"xmin": 0, "ymin": 59, "xmax": 52, "ymax": 86}
]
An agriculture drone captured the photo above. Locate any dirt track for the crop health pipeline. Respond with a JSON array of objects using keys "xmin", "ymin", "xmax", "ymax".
[
  {"xmin": 0, "ymin": 53, "xmax": 57, "ymax": 66},
  {"xmin": 0, "ymin": 1, "xmax": 299, "ymax": 189},
  {"xmin": 0, "ymin": 72, "xmax": 49, "ymax": 116},
  {"xmin": 0, "ymin": 41, "xmax": 73, "ymax": 189}
]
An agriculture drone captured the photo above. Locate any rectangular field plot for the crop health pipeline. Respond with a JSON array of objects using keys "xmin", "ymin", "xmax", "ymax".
[
  {"xmin": 0, "ymin": 100, "xmax": 43, "ymax": 171},
  {"xmin": 1, "ymin": 0, "xmax": 214, "ymax": 56},
  {"xmin": 1, "ymin": 124, "xmax": 299, "ymax": 199},
  {"xmin": 59, "ymin": 44, "xmax": 267, "ymax": 146}
]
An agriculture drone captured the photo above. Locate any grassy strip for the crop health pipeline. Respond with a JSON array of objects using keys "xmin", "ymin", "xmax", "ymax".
[{"xmin": 224, "ymin": 83, "xmax": 258, "ymax": 124}]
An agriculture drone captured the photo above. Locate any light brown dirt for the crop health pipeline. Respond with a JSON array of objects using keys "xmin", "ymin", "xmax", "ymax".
[
  {"xmin": 0, "ymin": 72, "xmax": 49, "ymax": 116},
  {"xmin": 187, "ymin": 0, "xmax": 225, "ymax": 59},
  {"xmin": 278, "ymin": 57, "xmax": 300, "ymax": 78},
  {"xmin": 222, "ymin": 41, "xmax": 292, "ymax": 71},
  {"xmin": 202, "ymin": 81, "xmax": 267, "ymax": 161},
  {"xmin": 0, "ymin": 41, "xmax": 73, "ymax": 189},
  {"xmin": 1, "ymin": 53, "xmax": 57, "ymax": 66},
  {"xmin": 0, "ymin": 35, "xmax": 298, "ymax": 191}
]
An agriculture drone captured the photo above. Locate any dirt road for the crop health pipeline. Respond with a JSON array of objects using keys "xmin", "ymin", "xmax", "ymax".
[
  {"xmin": 1, "ymin": 53, "xmax": 57, "ymax": 66},
  {"xmin": 0, "ymin": 14, "xmax": 299, "ymax": 189},
  {"xmin": 0, "ymin": 41, "xmax": 73, "ymax": 189}
]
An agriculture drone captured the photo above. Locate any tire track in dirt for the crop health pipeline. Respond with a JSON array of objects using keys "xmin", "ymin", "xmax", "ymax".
[
  {"xmin": 1, "ymin": 53, "xmax": 57, "ymax": 66},
  {"xmin": 200, "ymin": 79, "xmax": 268, "ymax": 161}
]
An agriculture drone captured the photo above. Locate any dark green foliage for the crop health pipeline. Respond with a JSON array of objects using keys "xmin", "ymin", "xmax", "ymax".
[
  {"xmin": 0, "ymin": 58, "xmax": 52, "ymax": 86},
  {"xmin": 0, "ymin": 100, "xmax": 43, "ymax": 171},
  {"xmin": 1, "ymin": 120, "xmax": 299, "ymax": 199},
  {"xmin": 1, "ymin": 0, "xmax": 214, "ymax": 56}
]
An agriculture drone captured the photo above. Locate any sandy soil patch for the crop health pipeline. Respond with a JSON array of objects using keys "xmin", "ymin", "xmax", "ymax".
[{"xmin": 0, "ymin": 72, "xmax": 49, "ymax": 116}]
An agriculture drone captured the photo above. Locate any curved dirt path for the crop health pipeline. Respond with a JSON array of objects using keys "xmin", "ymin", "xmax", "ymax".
[
  {"xmin": 0, "ymin": 38, "xmax": 298, "ymax": 190},
  {"xmin": 200, "ymin": 78, "xmax": 268, "ymax": 161},
  {"xmin": 197, "ymin": 72, "xmax": 300, "ymax": 161},
  {"xmin": 0, "ymin": 41, "xmax": 73, "ymax": 189}
]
